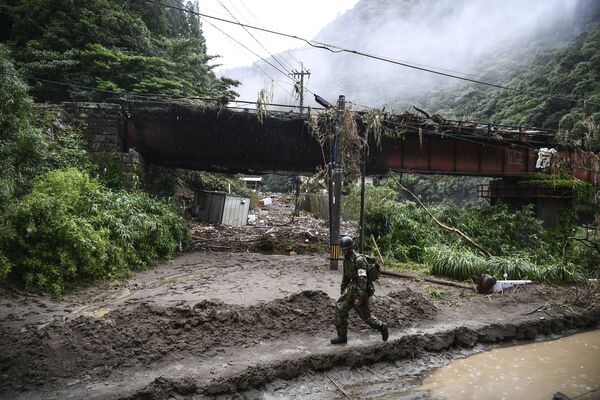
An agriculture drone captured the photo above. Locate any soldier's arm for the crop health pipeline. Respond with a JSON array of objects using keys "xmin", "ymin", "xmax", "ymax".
[
  {"xmin": 341, "ymin": 268, "xmax": 350, "ymax": 294},
  {"xmin": 355, "ymin": 257, "xmax": 369, "ymax": 300}
]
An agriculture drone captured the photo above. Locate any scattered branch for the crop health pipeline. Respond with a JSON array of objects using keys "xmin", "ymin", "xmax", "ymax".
[{"xmin": 390, "ymin": 174, "xmax": 493, "ymax": 258}]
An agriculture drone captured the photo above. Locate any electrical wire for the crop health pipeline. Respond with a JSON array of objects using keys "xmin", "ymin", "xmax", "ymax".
[
  {"xmin": 26, "ymin": 76, "xmax": 325, "ymax": 109},
  {"xmin": 171, "ymin": 0, "xmax": 297, "ymax": 99},
  {"xmin": 216, "ymin": 0, "xmax": 293, "ymax": 75},
  {"xmin": 233, "ymin": 0, "xmax": 301, "ymax": 69},
  {"xmin": 27, "ymin": 76, "xmax": 596, "ymax": 174},
  {"xmin": 200, "ymin": 17, "xmax": 295, "ymax": 98},
  {"xmin": 143, "ymin": 0, "xmax": 597, "ymax": 106}
]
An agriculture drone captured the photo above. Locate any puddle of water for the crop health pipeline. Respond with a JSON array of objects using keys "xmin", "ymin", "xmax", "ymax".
[{"xmin": 420, "ymin": 330, "xmax": 600, "ymax": 400}]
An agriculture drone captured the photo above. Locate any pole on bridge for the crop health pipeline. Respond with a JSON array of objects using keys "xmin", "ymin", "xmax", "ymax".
[{"xmin": 330, "ymin": 95, "xmax": 346, "ymax": 270}]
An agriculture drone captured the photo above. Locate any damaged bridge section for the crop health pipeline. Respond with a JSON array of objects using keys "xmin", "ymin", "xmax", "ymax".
[{"xmin": 68, "ymin": 101, "xmax": 599, "ymax": 184}]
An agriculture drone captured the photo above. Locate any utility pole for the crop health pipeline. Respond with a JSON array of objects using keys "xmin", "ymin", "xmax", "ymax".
[
  {"xmin": 289, "ymin": 62, "xmax": 310, "ymax": 114},
  {"xmin": 329, "ymin": 95, "xmax": 345, "ymax": 270},
  {"xmin": 290, "ymin": 63, "xmax": 310, "ymax": 220},
  {"xmin": 359, "ymin": 142, "xmax": 367, "ymax": 253}
]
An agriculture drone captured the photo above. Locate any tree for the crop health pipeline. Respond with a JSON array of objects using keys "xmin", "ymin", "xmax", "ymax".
[{"xmin": 1, "ymin": 0, "xmax": 238, "ymax": 102}]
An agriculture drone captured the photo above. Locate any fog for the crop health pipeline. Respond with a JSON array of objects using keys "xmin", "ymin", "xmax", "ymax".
[{"xmin": 221, "ymin": 0, "xmax": 578, "ymax": 111}]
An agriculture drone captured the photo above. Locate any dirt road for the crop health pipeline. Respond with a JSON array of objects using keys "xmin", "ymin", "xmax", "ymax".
[{"xmin": 1, "ymin": 249, "xmax": 599, "ymax": 399}]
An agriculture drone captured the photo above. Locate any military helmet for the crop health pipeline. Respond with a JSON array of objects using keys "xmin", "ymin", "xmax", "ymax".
[{"xmin": 340, "ymin": 236, "xmax": 354, "ymax": 249}]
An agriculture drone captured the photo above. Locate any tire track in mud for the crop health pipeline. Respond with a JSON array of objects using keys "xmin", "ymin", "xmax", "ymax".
[
  {"xmin": 122, "ymin": 310, "xmax": 600, "ymax": 400},
  {"xmin": 0, "ymin": 289, "xmax": 436, "ymax": 394}
]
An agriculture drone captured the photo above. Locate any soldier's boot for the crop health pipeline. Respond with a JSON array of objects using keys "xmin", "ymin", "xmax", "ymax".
[
  {"xmin": 330, "ymin": 330, "xmax": 347, "ymax": 344},
  {"xmin": 380, "ymin": 323, "xmax": 389, "ymax": 342}
]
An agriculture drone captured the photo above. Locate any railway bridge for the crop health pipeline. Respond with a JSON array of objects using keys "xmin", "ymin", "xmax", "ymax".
[{"xmin": 56, "ymin": 100, "xmax": 600, "ymax": 225}]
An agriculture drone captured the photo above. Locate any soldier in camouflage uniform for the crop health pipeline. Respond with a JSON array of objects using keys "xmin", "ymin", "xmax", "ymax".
[{"xmin": 331, "ymin": 236, "xmax": 389, "ymax": 344}]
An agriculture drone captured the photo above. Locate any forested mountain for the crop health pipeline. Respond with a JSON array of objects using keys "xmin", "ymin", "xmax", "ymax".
[
  {"xmin": 426, "ymin": 24, "xmax": 600, "ymax": 149},
  {"xmin": 228, "ymin": 0, "xmax": 589, "ymax": 108},
  {"xmin": 0, "ymin": 0, "xmax": 238, "ymax": 102}
]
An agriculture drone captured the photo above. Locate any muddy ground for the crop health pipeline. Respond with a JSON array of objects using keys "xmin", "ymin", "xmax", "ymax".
[{"xmin": 1, "ymin": 198, "xmax": 599, "ymax": 399}]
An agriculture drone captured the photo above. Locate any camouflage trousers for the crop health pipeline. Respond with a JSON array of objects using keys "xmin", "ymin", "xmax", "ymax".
[{"xmin": 335, "ymin": 288, "xmax": 383, "ymax": 336}]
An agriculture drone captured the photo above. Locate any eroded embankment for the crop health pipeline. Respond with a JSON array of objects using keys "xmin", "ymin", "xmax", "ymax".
[
  {"xmin": 0, "ymin": 289, "xmax": 436, "ymax": 394},
  {"xmin": 124, "ymin": 310, "xmax": 600, "ymax": 400}
]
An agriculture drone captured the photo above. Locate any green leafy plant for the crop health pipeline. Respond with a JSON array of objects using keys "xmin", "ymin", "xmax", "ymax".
[
  {"xmin": 425, "ymin": 244, "xmax": 488, "ymax": 281},
  {"xmin": 1, "ymin": 168, "xmax": 189, "ymax": 295}
]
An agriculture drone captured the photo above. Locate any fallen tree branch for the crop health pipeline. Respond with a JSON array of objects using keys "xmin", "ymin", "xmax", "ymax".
[
  {"xmin": 563, "ymin": 236, "xmax": 600, "ymax": 256},
  {"xmin": 371, "ymin": 233, "xmax": 385, "ymax": 265},
  {"xmin": 371, "ymin": 234, "xmax": 474, "ymax": 290},
  {"xmin": 380, "ymin": 269, "xmax": 473, "ymax": 290},
  {"xmin": 390, "ymin": 175, "xmax": 493, "ymax": 258},
  {"xmin": 327, "ymin": 375, "xmax": 354, "ymax": 399}
]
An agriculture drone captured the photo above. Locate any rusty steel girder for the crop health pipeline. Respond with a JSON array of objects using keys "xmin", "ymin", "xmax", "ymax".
[{"xmin": 123, "ymin": 102, "xmax": 600, "ymax": 185}]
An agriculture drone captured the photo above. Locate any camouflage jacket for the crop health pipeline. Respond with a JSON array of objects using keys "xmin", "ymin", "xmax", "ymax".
[{"xmin": 340, "ymin": 250, "xmax": 369, "ymax": 299}]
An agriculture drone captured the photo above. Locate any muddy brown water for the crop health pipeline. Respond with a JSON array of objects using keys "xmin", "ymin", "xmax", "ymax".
[{"xmin": 419, "ymin": 330, "xmax": 600, "ymax": 400}]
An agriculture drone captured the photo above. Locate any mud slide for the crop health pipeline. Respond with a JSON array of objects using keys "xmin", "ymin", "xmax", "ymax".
[{"xmin": 1, "ymin": 252, "xmax": 599, "ymax": 399}]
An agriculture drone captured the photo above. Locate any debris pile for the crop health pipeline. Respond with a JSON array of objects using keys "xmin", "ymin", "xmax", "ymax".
[{"xmin": 189, "ymin": 193, "xmax": 356, "ymax": 254}]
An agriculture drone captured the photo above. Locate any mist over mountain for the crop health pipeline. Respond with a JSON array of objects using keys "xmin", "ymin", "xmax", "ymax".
[{"xmin": 223, "ymin": 0, "xmax": 591, "ymax": 111}]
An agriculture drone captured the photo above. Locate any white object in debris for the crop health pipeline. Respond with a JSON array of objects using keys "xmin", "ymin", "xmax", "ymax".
[
  {"xmin": 248, "ymin": 214, "xmax": 257, "ymax": 223},
  {"xmin": 492, "ymin": 280, "xmax": 533, "ymax": 292},
  {"xmin": 260, "ymin": 197, "xmax": 272, "ymax": 206},
  {"xmin": 536, "ymin": 147, "xmax": 557, "ymax": 169}
]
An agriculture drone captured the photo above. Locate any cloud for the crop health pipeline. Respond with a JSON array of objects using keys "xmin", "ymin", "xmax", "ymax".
[{"xmin": 222, "ymin": 0, "xmax": 577, "ymax": 110}]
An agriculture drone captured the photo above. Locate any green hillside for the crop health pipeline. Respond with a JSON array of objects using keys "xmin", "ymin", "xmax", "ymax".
[
  {"xmin": 0, "ymin": 0, "xmax": 238, "ymax": 102},
  {"xmin": 426, "ymin": 24, "xmax": 600, "ymax": 149}
]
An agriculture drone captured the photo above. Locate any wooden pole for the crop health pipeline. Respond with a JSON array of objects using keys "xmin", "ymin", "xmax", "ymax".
[{"xmin": 329, "ymin": 95, "xmax": 345, "ymax": 270}]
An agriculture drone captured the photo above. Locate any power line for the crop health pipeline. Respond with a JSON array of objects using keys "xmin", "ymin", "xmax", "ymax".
[
  {"xmin": 144, "ymin": 0, "xmax": 596, "ymax": 106},
  {"xmin": 234, "ymin": 0, "xmax": 301, "ymax": 69},
  {"xmin": 26, "ymin": 76, "xmax": 323, "ymax": 109},
  {"xmin": 172, "ymin": 0, "xmax": 296, "ymax": 99},
  {"xmin": 199, "ymin": 16, "xmax": 295, "ymax": 98},
  {"xmin": 216, "ymin": 0, "xmax": 293, "ymax": 75},
  {"xmin": 223, "ymin": 0, "xmax": 297, "ymax": 72}
]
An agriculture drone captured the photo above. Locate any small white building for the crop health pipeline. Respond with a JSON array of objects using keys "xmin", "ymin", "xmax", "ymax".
[
  {"xmin": 239, "ymin": 176, "xmax": 263, "ymax": 191},
  {"xmin": 192, "ymin": 190, "xmax": 250, "ymax": 227}
]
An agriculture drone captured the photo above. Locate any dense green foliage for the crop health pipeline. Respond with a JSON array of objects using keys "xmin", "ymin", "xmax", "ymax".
[
  {"xmin": 425, "ymin": 245, "xmax": 583, "ymax": 283},
  {"xmin": 394, "ymin": 174, "xmax": 487, "ymax": 205},
  {"xmin": 361, "ymin": 179, "xmax": 599, "ymax": 283},
  {"xmin": 427, "ymin": 24, "xmax": 600, "ymax": 150},
  {"xmin": 0, "ymin": 44, "xmax": 48, "ymax": 204},
  {"xmin": 0, "ymin": 0, "xmax": 238, "ymax": 102},
  {"xmin": 263, "ymin": 175, "xmax": 290, "ymax": 193},
  {"xmin": 0, "ymin": 168, "xmax": 189, "ymax": 295},
  {"xmin": 0, "ymin": 45, "xmax": 190, "ymax": 295}
]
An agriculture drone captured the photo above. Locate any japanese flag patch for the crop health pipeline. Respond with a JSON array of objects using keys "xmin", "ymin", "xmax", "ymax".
[{"xmin": 357, "ymin": 269, "xmax": 367, "ymax": 277}]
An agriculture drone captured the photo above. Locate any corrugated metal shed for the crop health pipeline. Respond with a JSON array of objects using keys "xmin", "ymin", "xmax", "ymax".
[{"xmin": 193, "ymin": 190, "xmax": 250, "ymax": 227}]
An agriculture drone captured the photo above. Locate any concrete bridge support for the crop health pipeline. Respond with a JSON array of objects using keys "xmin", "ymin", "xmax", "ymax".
[{"xmin": 480, "ymin": 178, "xmax": 574, "ymax": 228}]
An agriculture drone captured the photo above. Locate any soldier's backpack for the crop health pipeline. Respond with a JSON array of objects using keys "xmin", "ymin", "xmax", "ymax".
[{"xmin": 358, "ymin": 254, "xmax": 381, "ymax": 296}]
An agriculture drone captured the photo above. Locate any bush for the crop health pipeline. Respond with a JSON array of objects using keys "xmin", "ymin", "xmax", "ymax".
[
  {"xmin": 365, "ymin": 200, "xmax": 443, "ymax": 263},
  {"xmin": 1, "ymin": 168, "xmax": 189, "ymax": 295},
  {"xmin": 486, "ymin": 255, "xmax": 538, "ymax": 280},
  {"xmin": 425, "ymin": 244, "xmax": 488, "ymax": 281}
]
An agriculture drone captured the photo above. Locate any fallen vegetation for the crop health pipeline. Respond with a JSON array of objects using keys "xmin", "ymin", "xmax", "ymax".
[{"xmin": 361, "ymin": 177, "xmax": 600, "ymax": 284}]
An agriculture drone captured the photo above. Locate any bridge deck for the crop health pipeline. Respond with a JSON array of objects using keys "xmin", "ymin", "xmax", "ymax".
[{"xmin": 122, "ymin": 102, "xmax": 599, "ymax": 185}]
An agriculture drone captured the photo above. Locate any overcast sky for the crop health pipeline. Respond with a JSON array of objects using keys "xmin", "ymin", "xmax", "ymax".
[{"xmin": 200, "ymin": 0, "xmax": 360, "ymax": 70}]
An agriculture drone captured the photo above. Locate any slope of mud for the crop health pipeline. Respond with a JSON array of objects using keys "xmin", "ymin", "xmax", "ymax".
[
  {"xmin": 123, "ymin": 310, "xmax": 600, "ymax": 400},
  {"xmin": 0, "ymin": 289, "xmax": 436, "ymax": 393}
]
